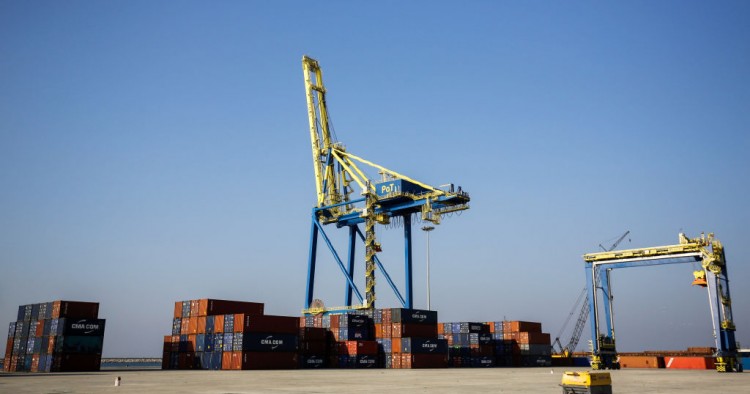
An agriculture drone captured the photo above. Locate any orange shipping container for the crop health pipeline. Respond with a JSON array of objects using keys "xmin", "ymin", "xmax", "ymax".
[
  {"xmin": 391, "ymin": 338, "xmax": 402, "ymax": 354},
  {"xmin": 181, "ymin": 318, "xmax": 190, "ymax": 335},
  {"xmin": 620, "ymin": 355, "xmax": 664, "ymax": 369},
  {"xmin": 187, "ymin": 335, "xmax": 197, "ymax": 352},
  {"xmin": 231, "ymin": 351, "xmax": 242, "ymax": 370},
  {"xmin": 188, "ymin": 318, "xmax": 198, "ymax": 334},
  {"xmin": 190, "ymin": 300, "xmax": 200, "ymax": 317},
  {"xmin": 665, "ymin": 356, "xmax": 715, "ymax": 370},
  {"xmin": 214, "ymin": 315, "xmax": 224, "ymax": 333},
  {"xmin": 222, "ymin": 352, "xmax": 233, "ymax": 370},
  {"xmin": 174, "ymin": 302, "xmax": 182, "ymax": 318},
  {"xmin": 374, "ymin": 323, "xmax": 383, "ymax": 338},
  {"xmin": 391, "ymin": 353, "xmax": 402, "ymax": 369},
  {"xmin": 196, "ymin": 316, "xmax": 206, "ymax": 334},
  {"xmin": 36, "ymin": 323, "xmax": 44, "ymax": 337},
  {"xmin": 518, "ymin": 332, "xmax": 551, "ymax": 345}
]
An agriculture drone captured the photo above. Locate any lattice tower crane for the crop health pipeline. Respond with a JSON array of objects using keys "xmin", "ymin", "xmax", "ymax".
[{"xmin": 553, "ymin": 231, "xmax": 630, "ymax": 357}]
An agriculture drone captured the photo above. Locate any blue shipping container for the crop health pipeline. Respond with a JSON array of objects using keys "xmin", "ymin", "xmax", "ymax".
[{"xmin": 223, "ymin": 333, "xmax": 234, "ymax": 351}]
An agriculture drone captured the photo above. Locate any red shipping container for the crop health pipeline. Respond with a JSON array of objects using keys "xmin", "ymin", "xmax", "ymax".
[
  {"xmin": 239, "ymin": 352, "xmax": 297, "ymax": 370},
  {"xmin": 30, "ymin": 354, "xmax": 40, "ymax": 372},
  {"xmin": 51, "ymin": 301, "xmax": 99, "ymax": 319},
  {"xmin": 47, "ymin": 337, "xmax": 56, "ymax": 354},
  {"xmin": 299, "ymin": 327, "xmax": 327, "ymax": 341},
  {"xmin": 338, "ymin": 340, "xmax": 378, "ymax": 356},
  {"xmin": 510, "ymin": 321, "xmax": 542, "ymax": 333},
  {"xmin": 236, "ymin": 314, "xmax": 299, "ymax": 334},
  {"xmin": 665, "ymin": 356, "xmax": 715, "ymax": 370},
  {"xmin": 620, "ymin": 356, "xmax": 664, "ymax": 369},
  {"xmin": 174, "ymin": 302, "xmax": 182, "ymax": 318},
  {"xmin": 299, "ymin": 341, "xmax": 327, "ymax": 355},
  {"xmin": 177, "ymin": 353, "xmax": 195, "ymax": 369},
  {"xmin": 198, "ymin": 299, "xmax": 264, "ymax": 317},
  {"xmin": 162, "ymin": 351, "xmax": 171, "ymax": 370},
  {"xmin": 5, "ymin": 338, "xmax": 12, "ymax": 358},
  {"xmin": 329, "ymin": 315, "xmax": 340, "ymax": 329},
  {"xmin": 400, "ymin": 353, "xmax": 447, "ymax": 368},
  {"xmin": 214, "ymin": 315, "xmax": 225, "ymax": 333},
  {"xmin": 196, "ymin": 316, "xmax": 206, "ymax": 334},
  {"xmin": 391, "ymin": 323, "xmax": 437, "ymax": 338},
  {"xmin": 35, "ymin": 323, "xmax": 44, "ymax": 337}
]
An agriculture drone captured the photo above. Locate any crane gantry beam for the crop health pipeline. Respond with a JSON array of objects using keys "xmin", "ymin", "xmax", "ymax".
[
  {"xmin": 583, "ymin": 232, "xmax": 741, "ymax": 373},
  {"xmin": 302, "ymin": 55, "xmax": 470, "ymax": 314}
]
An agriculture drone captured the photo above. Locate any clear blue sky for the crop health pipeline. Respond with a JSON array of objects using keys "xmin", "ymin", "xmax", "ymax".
[{"xmin": 1, "ymin": 1, "xmax": 748, "ymax": 357}]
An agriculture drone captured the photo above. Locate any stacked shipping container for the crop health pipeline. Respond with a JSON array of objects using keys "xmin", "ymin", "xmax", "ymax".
[
  {"xmin": 376, "ymin": 308, "xmax": 447, "ymax": 369},
  {"xmin": 437, "ymin": 320, "xmax": 551, "ymax": 367},
  {"xmin": 163, "ymin": 299, "xmax": 300, "ymax": 370},
  {"xmin": 3, "ymin": 301, "xmax": 105, "ymax": 372},
  {"xmin": 440, "ymin": 322, "xmax": 495, "ymax": 367},
  {"xmin": 329, "ymin": 313, "xmax": 378, "ymax": 368},
  {"xmin": 502, "ymin": 321, "xmax": 552, "ymax": 367}
]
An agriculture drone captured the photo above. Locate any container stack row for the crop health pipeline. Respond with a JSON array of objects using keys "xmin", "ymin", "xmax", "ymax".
[
  {"xmin": 162, "ymin": 299, "xmax": 300, "ymax": 370},
  {"xmin": 502, "ymin": 320, "xmax": 552, "ymax": 367},
  {"xmin": 375, "ymin": 308, "xmax": 447, "ymax": 369},
  {"xmin": 3, "ymin": 301, "xmax": 105, "ymax": 372},
  {"xmin": 439, "ymin": 322, "xmax": 496, "ymax": 367},
  {"xmin": 436, "ymin": 320, "xmax": 551, "ymax": 368}
]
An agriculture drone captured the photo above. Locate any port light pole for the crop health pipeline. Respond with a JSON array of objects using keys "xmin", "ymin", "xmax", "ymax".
[{"xmin": 422, "ymin": 226, "xmax": 435, "ymax": 310}]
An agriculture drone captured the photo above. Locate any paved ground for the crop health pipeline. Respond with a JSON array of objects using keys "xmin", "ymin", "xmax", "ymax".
[{"xmin": 1, "ymin": 367, "xmax": 747, "ymax": 393}]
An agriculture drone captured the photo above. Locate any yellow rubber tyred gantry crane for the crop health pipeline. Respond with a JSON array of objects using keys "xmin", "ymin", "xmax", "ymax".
[{"xmin": 583, "ymin": 232, "xmax": 742, "ymax": 373}]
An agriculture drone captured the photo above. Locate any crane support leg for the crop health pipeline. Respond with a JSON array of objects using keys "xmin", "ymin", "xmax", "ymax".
[
  {"xmin": 305, "ymin": 217, "xmax": 319, "ymax": 309},
  {"xmin": 404, "ymin": 214, "xmax": 413, "ymax": 309},
  {"xmin": 345, "ymin": 225, "xmax": 357, "ymax": 306}
]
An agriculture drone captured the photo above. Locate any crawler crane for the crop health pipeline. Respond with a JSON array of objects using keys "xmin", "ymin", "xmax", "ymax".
[
  {"xmin": 583, "ymin": 232, "xmax": 742, "ymax": 372},
  {"xmin": 301, "ymin": 56, "xmax": 470, "ymax": 314}
]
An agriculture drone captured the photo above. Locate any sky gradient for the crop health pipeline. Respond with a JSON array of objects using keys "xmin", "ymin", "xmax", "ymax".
[{"xmin": 1, "ymin": 1, "xmax": 749, "ymax": 357}]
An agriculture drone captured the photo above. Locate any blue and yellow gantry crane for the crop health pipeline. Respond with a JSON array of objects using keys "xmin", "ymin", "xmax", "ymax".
[
  {"xmin": 301, "ymin": 56, "xmax": 470, "ymax": 314},
  {"xmin": 583, "ymin": 232, "xmax": 742, "ymax": 373}
]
